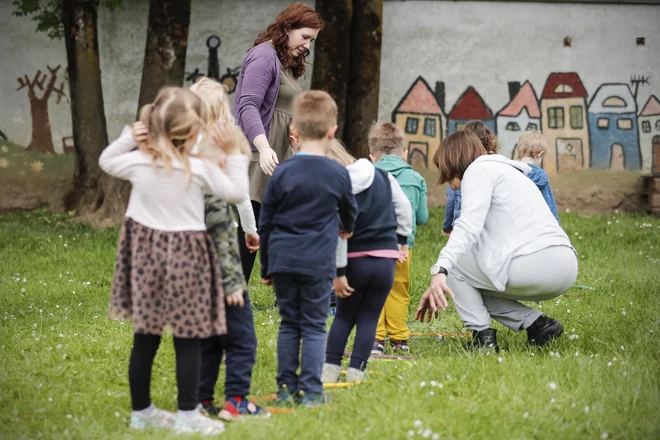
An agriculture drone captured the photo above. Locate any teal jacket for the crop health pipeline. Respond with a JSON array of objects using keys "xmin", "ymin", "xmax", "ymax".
[{"xmin": 374, "ymin": 155, "xmax": 428, "ymax": 248}]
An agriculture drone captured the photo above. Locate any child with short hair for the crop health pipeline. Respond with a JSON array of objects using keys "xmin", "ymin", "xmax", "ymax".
[
  {"xmin": 442, "ymin": 121, "xmax": 499, "ymax": 237},
  {"xmin": 322, "ymin": 141, "xmax": 413, "ymax": 383},
  {"xmin": 367, "ymin": 122, "xmax": 428, "ymax": 355},
  {"xmin": 100, "ymin": 87, "xmax": 249, "ymax": 435},
  {"xmin": 259, "ymin": 90, "xmax": 358, "ymax": 406},
  {"xmin": 187, "ymin": 77, "xmax": 269, "ymax": 420},
  {"xmin": 516, "ymin": 130, "xmax": 560, "ymax": 223}
]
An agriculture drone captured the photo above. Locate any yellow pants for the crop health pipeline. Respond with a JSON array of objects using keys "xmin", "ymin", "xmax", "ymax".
[{"xmin": 375, "ymin": 250, "xmax": 412, "ymax": 341}]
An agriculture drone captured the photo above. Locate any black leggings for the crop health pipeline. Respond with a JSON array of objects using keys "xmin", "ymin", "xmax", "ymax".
[
  {"xmin": 128, "ymin": 334, "xmax": 201, "ymax": 411},
  {"xmin": 237, "ymin": 200, "xmax": 261, "ymax": 284}
]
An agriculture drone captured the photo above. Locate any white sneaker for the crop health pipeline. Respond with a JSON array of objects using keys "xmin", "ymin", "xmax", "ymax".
[
  {"xmin": 321, "ymin": 363, "xmax": 342, "ymax": 383},
  {"xmin": 129, "ymin": 406, "xmax": 176, "ymax": 430},
  {"xmin": 174, "ymin": 405, "xmax": 225, "ymax": 436},
  {"xmin": 345, "ymin": 367, "xmax": 367, "ymax": 383}
]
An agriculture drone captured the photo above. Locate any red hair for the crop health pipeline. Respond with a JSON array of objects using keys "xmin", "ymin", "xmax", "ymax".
[{"xmin": 253, "ymin": 3, "xmax": 324, "ymax": 79}]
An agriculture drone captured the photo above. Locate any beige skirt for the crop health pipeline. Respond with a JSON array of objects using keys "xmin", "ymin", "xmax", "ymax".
[{"xmin": 108, "ymin": 217, "xmax": 227, "ymax": 338}]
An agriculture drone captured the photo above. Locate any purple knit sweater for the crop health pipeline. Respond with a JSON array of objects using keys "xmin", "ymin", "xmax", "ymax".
[{"xmin": 232, "ymin": 43, "xmax": 282, "ymax": 152}]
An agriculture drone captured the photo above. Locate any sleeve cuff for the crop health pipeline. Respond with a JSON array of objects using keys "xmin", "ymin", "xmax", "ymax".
[
  {"xmin": 336, "ymin": 267, "xmax": 347, "ymax": 277},
  {"xmin": 397, "ymin": 234, "xmax": 408, "ymax": 245},
  {"xmin": 436, "ymin": 257, "xmax": 454, "ymax": 273}
]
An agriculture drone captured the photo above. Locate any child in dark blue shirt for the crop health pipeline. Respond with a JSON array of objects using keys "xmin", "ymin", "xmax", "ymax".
[
  {"xmin": 259, "ymin": 91, "xmax": 357, "ymax": 406},
  {"xmin": 516, "ymin": 131, "xmax": 560, "ymax": 223}
]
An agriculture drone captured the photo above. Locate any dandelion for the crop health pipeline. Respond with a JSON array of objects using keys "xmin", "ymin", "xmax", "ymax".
[
  {"xmin": 414, "ymin": 421, "xmax": 423, "ymax": 428},
  {"xmin": 114, "ymin": 412, "xmax": 120, "ymax": 418},
  {"xmin": 621, "ymin": 310, "xmax": 627, "ymax": 316},
  {"xmin": 408, "ymin": 431, "xmax": 415, "ymax": 437},
  {"xmin": 548, "ymin": 382, "xmax": 557, "ymax": 390},
  {"xmin": 1, "ymin": 145, "xmax": 8, "ymax": 153},
  {"xmin": 620, "ymin": 346, "xmax": 625, "ymax": 351},
  {"xmin": 429, "ymin": 391, "xmax": 435, "ymax": 396},
  {"xmin": 600, "ymin": 433, "xmax": 608, "ymax": 440},
  {"xmin": 567, "ymin": 310, "xmax": 571, "ymax": 314},
  {"xmin": 584, "ymin": 406, "xmax": 590, "ymax": 413},
  {"xmin": 48, "ymin": 397, "xmax": 53, "ymax": 402},
  {"xmin": 423, "ymin": 428, "xmax": 432, "ymax": 438},
  {"xmin": 66, "ymin": 414, "xmax": 72, "ymax": 419},
  {"xmin": 498, "ymin": 357, "xmax": 503, "ymax": 363},
  {"xmin": 432, "ymin": 434, "xmax": 440, "ymax": 440},
  {"xmin": 420, "ymin": 381, "xmax": 427, "ymax": 388},
  {"xmin": 0, "ymin": 158, "xmax": 9, "ymax": 168},
  {"xmin": 30, "ymin": 160, "xmax": 44, "ymax": 173},
  {"xmin": 550, "ymin": 398, "xmax": 556, "ymax": 403},
  {"xmin": 575, "ymin": 352, "xmax": 579, "ymax": 356},
  {"xmin": 523, "ymin": 412, "xmax": 529, "ymax": 418},
  {"xmin": 607, "ymin": 362, "xmax": 612, "ymax": 367},
  {"xmin": 21, "ymin": 288, "xmax": 25, "ymax": 293}
]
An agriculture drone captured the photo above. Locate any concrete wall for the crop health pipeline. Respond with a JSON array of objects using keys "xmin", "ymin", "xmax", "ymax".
[{"xmin": 1, "ymin": 1, "xmax": 659, "ymax": 177}]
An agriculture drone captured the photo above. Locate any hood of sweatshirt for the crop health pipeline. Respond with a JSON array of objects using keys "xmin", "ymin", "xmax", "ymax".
[
  {"xmin": 374, "ymin": 155, "xmax": 412, "ymax": 178},
  {"xmin": 346, "ymin": 158, "xmax": 375, "ymax": 194},
  {"xmin": 473, "ymin": 154, "xmax": 532, "ymax": 175}
]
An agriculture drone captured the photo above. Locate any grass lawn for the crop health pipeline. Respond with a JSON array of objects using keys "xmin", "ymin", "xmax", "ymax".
[{"xmin": 1, "ymin": 208, "xmax": 659, "ymax": 439}]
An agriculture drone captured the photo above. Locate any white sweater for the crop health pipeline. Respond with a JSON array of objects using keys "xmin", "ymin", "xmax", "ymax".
[
  {"xmin": 435, "ymin": 155, "xmax": 574, "ymax": 291},
  {"xmin": 99, "ymin": 126, "xmax": 249, "ymax": 231}
]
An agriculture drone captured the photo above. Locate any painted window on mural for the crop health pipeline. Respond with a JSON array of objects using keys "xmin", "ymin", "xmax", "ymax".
[
  {"xmin": 554, "ymin": 84, "xmax": 574, "ymax": 94},
  {"xmin": 603, "ymin": 96, "xmax": 626, "ymax": 107},
  {"xmin": 570, "ymin": 106, "xmax": 584, "ymax": 129},
  {"xmin": 506, "ymin": 122, "xmax": 520, "ymax": 131},
  {"xmin": 641, "ymin": 121, "xmax": 651, "ymax": 132},
  {"xmin": 405, "ymin": 117, "xmax": 419, "ymax": 134},
  {"xmin": 598, "ymin": 118, "xmax": 609, "ymax": 129},
  {"xmin": 618, "ymin": 119, "xmax": 633, "ymax": 130},
  {"xmin": 526, "ymin": 122, "xmax": 538, "ymax": 131},
  {"xmin": 656, "ymin": 120, "xmax": 660, "ymax": 132},
  {"xmin": 423, "ymin": 118, "xmax": 436, "ymax": 137},
  {"xmin": 456, "ymin": 123, "xmax": 465, "ymax": 132},
  {"xmin": 548, "ymin": 107, "xmax": 564, "ymax": 129}
]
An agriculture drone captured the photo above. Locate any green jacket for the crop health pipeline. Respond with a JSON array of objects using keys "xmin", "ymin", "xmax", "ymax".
[{"xmin": 374, "ymin": 155, "xmax": 428, "ymax": 248}]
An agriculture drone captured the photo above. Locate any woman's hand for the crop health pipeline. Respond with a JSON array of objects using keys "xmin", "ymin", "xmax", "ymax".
[
  {"xmin": 333, "ymin": 276, "xmax": 354, "ymax": 299},
  {"xmin": 132, "ymin": 122, "xmax": 149, "ymax": 144},
  {"xmin": 245, "ymin": 233, "xmax": 260, "ymax": 253},
  {"xmin": 226, "ymin": 288, "xmax": 245, "ymax": 308},
  {"xmin": 259, "ymin": 147, "xmax": 279, "ymax": 175},
  {"xmin": 415, "ymin": 274, "xmax": 455, "ymax": 323}
]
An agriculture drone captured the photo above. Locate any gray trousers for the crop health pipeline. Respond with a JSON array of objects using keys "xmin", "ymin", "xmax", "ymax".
[{"xmin": 447, "ymin": 246, "xmax": 578, "ymax": 332}]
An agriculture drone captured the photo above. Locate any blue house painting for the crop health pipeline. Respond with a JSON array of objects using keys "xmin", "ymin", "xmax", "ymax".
[{"xmin": 587, "ymin": 84, "xmax": 641, "ymax": 170}]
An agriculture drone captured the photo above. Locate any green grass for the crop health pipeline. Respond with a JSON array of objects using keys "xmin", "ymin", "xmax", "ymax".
[
  {"xmin": 0, "ymin": 139, "xmax": 74, "ymax": 179},
  {"xmin": 1, "ymin": 208, "xmax": 659, "ymax": 439}
]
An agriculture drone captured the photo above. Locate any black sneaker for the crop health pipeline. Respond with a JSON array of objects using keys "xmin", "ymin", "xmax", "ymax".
[
  {"xmin": 527, "ymin": 315, "xmax": 563, "ymax": 347},
  {"xmin": 466, "ymin": 328, "xmax": 499, "ymax": 353},
  {"xmin": 370, "ymin": 339, "xmax": 385, "ymax": 356},
  {"xmin": 200, "ymin": 400, "xmax": 221, "ymax": 417},
  {"xmin": 389, "ymin": 340, "xmax": 410, "ymax": 354}
]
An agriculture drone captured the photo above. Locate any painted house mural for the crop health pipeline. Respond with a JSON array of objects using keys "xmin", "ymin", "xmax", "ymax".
[
  {"xmin": 496, "ymin": 81, "xmax": 541, "ymax": 159},
  {"xmin": 447, "ymin": 86, "xmax": 495, "ymax": 135},
  {"xmin": 391, "ymin": 76, "xmax": 447, "ymax": 168},
  {"xmin": 588, "ymin": 84, "xmax": 641, "ymax": 171},
  {"xmin": 540, "ymin": 73, "xmax": 591, "ymax": 176},
  {"xmin": 638, "ymin": 95, "xmax": 660, "ymax": 175}
]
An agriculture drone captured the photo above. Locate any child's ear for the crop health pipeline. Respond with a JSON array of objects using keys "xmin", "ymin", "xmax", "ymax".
[
  {"xmin": 369, "ymin": 153, "xmax": 376, "ymax": 162},
  {"xmin": 327, "ymin": 124, "xmax": 338, "ymax": 140}
]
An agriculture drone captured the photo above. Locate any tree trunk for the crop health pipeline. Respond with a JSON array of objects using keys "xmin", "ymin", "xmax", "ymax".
[
  {"xmin": 311, "ymin": 0, "xmax": 352, "ymax": 141},
  {"xmin": 136, "ymin": 0, "xmax": 192, "ymax": 114},
  {"xmin": 61, "ymin": 0, "xmax": 129, "ymax": 225},
  {"xmin": 343, "ymin": 0, "xmax": 383, "ymax": 158},
  {"xmin": 27, "ymin": 97, "xmax": 56, "ymax": 155}
]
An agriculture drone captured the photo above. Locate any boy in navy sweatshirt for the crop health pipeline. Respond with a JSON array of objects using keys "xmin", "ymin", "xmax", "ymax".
[{"xmin": 259, "ymin": 90, "xmax": 358, "ymax": 406}]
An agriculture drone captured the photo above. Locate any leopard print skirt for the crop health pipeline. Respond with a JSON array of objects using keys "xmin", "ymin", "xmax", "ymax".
[{"xmin": 108, "ymin": 217, "xmax": 227, "ymax": 338}]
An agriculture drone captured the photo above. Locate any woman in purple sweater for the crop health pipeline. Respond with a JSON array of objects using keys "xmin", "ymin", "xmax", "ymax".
[{"xmin": 233, "ymin": 3, "xmax": 324, "ymax": 281}]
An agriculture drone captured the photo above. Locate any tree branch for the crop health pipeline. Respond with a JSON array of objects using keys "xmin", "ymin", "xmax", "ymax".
[
  {"xmin": 16, "ymin": 76, "xmax": 29, "ymax": 91},
  {"xmin": 34, "ymin": 70, "xmax": 46, "ymax": 91},
  {"xmin": 43, "ymin": 64, "xmax": 62, "ymax": 100}
]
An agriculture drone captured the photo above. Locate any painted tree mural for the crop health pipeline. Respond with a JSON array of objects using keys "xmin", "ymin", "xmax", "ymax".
[{"xmin": 16, "ymin": 65, "xmax": 66, "ymax": 155}]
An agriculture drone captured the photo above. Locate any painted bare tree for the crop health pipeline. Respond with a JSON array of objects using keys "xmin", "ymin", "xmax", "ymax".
[
  {"xmin": 312, "ymin": 0, "xmax": 352, "ymax": 140},
  {"xmin": 136, "ymin": 0, "xmax": 192, "ymax": 115},
  {"xmin": 344, "ymin": 0, "xmax": 383, "ymax": 158},
  {"xmin": 16, "ymin": 65, "xmax": 67, "ymax": 155}
]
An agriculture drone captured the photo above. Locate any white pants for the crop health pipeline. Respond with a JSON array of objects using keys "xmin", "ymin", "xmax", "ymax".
[{"xmin": 447, "ymin": 246, "xmax": 578, "ymax": 332}]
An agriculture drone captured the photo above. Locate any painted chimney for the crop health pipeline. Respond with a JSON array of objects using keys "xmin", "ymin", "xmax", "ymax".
[
  {"xmin": 508, "ymin": 81, "xmax": 521, "ymax": 101},
  {"xmin": 435, "ymin": 81, "xmax": 445, "ymax": 112}
]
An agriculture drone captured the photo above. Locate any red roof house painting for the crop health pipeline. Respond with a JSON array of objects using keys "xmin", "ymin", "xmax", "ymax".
[
  {"xmin": 447, "ymin": 86, "xmax": 495, "ymax": 134},
  {"xmin": 540, "ymin": 72, "xmax": 591, "ymax": 176},
  {"xmin": 392, "ymin": 76, "xmax": 446, "ymax": 168}
]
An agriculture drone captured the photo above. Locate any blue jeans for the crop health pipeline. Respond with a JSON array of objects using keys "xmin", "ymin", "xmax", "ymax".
[
  {"xmin": 326, "ymin": 257, "xmax": 395, "ymax": 370},
  {"xmin": 199, "ymin": 292, "xmax": 257, "ymax": 401},
  {"xmin": 272, "ymin": 273, "xmax": 332, "ymax": 395}
]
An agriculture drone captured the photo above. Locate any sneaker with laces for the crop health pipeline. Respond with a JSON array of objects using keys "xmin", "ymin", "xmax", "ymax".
[
  {"xmin": 199, "ymin": 400, "xmax": 221, "ymax": 417},
  {"xmin": 174, "ymin": 405, "xmax": 225, "ymax": 436},
  {"xmin": 370, "ymin": 339, "xmax": 385, "ymax": 356},
  {"xmin": 390, "ymin": 340, "xmax": 410, "ymax": 353},
  {"xmin": 321, "ymin": 363, "xmax": 342, "ymax": 383},
  {"xmin": 345, "ymin": 367, "xmax": 367, "ymax": 383},
  {"xmin": 299, "ymin": 391, "xmax": 331, "ymax": 407},
  {"xmin": 527, "ymin": 315, "xmax": 564, "ymax": 346},
  {"xmin": 129, "ymin": 406, "xmax": 176, "ymax": 430},
  {"xmin": 275, "ymin": 385, "xmax": 298, "ymax": 407},
  {"xmin": 218, "ymin": 396, "xmax": 271, "ymax": 421}
]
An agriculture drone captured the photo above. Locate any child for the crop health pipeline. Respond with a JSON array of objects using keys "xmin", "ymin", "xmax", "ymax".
[
  {"xmin": 516, "ymin": 130, "xmax": 560, "ymax": 223},
  {"xmin": 322, "ymin": 141, "xmax": 413, "ymax": 383},
  {"xmin": 259, "ymin": 90, "xmax": 358, "ymax": 406},
  {"xmin": 442, "ymin": 121, "xmax": 498, "ymax": 237},
  {"xmin": 368, "ymin": 122, "xmax": 428, "ymax": 355},
  {"xmin": 100, "ymin": 87, "xmax": 248, "ymax": 435},
  {"xmin": 186, "ymin": 77, "xmax": 269, "ymax": 420}
]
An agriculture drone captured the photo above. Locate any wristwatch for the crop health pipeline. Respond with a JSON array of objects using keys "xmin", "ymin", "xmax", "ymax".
[{"xmin": 430, "ymin": 264, "xmax": 448, "ymax": 276}]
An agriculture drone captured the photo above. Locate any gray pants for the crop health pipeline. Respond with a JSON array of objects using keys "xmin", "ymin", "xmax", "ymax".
[{"xmin": 447, "ymin": 246, "xmax": 578, "ymax": 332}]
